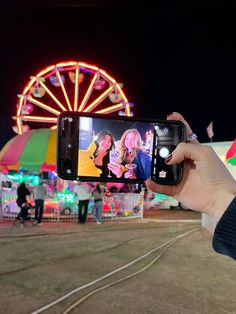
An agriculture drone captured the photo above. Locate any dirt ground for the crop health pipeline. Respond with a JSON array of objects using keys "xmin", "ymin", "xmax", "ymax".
[{"xmin": 1, "ymin": 209, "xmax": 236, "ymax": 314}]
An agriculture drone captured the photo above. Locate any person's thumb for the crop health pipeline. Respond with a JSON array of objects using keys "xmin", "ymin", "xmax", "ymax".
[{"xmin": 145, "ymin": 179, "xmax": 177, "ymax": 196}]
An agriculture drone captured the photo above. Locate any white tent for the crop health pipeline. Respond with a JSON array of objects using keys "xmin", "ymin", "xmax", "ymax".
[
  {"xmin": 203, "ymin": 141, "xmax": 236, "ymax": 179},
  {"xmin": 202, "ymin": 141, "xmax": 235, "ymax": 233}
]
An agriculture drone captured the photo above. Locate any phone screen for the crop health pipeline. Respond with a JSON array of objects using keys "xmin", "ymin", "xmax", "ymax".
[{"xmin": 57, "ymin": 112, "xmax": 186, "ymax": 184}]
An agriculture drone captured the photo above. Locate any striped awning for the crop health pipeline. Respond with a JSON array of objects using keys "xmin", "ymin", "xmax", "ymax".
[{"xmin": 0, "ymin": 128, "xmax": 56, "ymax": 172}]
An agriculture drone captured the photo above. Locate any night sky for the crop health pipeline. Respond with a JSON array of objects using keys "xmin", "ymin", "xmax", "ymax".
[{"xmin": 1, "ymin": 1, "xmax": 236, "ymax": 149}]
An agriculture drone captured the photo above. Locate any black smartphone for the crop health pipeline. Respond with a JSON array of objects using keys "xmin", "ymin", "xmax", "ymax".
[{"xmin": 56, "ymin": 111, "xmax": 186, "ymax": 184}]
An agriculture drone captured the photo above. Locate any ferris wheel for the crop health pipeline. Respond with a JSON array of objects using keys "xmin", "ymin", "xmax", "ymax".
[{"xmin": 14, "ymin": 61, "xmax": 132, "ymax": 134}]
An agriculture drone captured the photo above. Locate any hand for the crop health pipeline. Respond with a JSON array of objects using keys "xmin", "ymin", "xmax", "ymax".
[
  {"xmin": 167, "ymin": 112, "xmax": 199, "ymax": 143},
  {"xmin": 146, "ymin": 112, "xmax": 236, "ymax": 220},
  {"xmin": 107, "ymin": 162, "xmax": 123, "ymax": 178},
  {"xmin": 147, "ymin": 143, "xmax": 236, "ymax": 220}
]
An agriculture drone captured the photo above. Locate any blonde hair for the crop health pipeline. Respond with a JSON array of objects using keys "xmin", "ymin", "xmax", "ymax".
[{"xmin": 119, "ymin": 129, "xmax": 142, "ymax": 162}]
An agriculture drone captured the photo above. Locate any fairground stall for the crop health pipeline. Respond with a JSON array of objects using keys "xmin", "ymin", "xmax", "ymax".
[{"xmin": 0, "ymin": 172, "xmax": 16, "ymax": 219}]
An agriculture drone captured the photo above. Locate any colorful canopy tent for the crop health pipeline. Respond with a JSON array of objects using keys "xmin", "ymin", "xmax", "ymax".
[
  {"xmin": 0, "ymin": 128, "xmax": 56, "ymax": 173},
  {"xmin": 226, "ymin": 139, "xmax": 236, "ymax": 165}
]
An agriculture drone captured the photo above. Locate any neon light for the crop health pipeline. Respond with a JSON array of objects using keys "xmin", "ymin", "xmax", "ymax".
[
  {"xmin": 36, "ymin": 65, "xmax": 55, "ymax": 78},
  {"xmin": 16, "ymin": 118, "xmax": 22, "ymax": 134},
  {"xmin": 22, "ymin": 77, "xmax": 37, "ymax": 95},
  {"xmin": 95, "ymin": 103, "xmax": 123, "ymax": 114},
  {"xmin": 14, "ymin": 61, "xmax": 132, "ymax": 135},
  {"xmin": 125, "ymin": 103, "xmax": 131, "ymax": 116},
  {"xmin": 16, "ymin": 95, "xmax": 24, "ymax": 134},
  {"xmin": 21, "ymin": 115, "xmax": 57, "ymax": 122},
  {"xmin": 17, "ymin": 96, "xmax": 24, "ymax": 116},
  {"xmin": 84, "ymin": 86, "xmax": 113, "ymax": 112},
  {"xmin": 39, "ymin": 81, "xmax": 67, "ymax": 111},
  {"xmin": 28, "ymin": 97, "xmax": 60, "ymax": 115},
  {"xmin": 99, "ymin": 69, "xmax": 116, "ymax": 84},
  {"xmin": 74, "ymin": 66, "xmax": 79, "ymax": 111},
  {"xmin": 30, "ymin": 76, "xmax": 45, "ymax": 82},
  {"xmin": 56, "ymin": 191, "xmax": 75, "ymax": 203},
  {"xmin": 78, "ymin": 72, "xmax": 98, "ymax": 111},
  {"xmin": 56, "ymin": 61, "xmax": 77, "ymax": 68},
  {"xmin": 56, "ymin": 70, "xmax": 72, "ymax": 111},
  {"xmin": 116, "ymin": 83, "xmax": 128, "ymax": 103},
  {"xmin": 78, "ymin": 62, "xmax": 99, "ymax": 71}
]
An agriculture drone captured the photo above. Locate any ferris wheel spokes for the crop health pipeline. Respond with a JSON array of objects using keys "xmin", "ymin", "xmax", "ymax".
[
  {"xmin": 28, "ymin": 97, "xmax": 60, "ymax": 115},
  {"xmin": 84, "ymin": 85, "xmax": 114, "ymax": 112},
  {"xmin": 39, "ymin": 81, "xmax": 67, "ymax": 111},
  {"xmin": 78, "ymin": 72, "xmax": 99, "ymax": 112},
  {"xmin": 55, "ymin": 70, "xmax": 72, "ymax": 111},
  {"xmin": 95, "ymin": 103, "xmax": 124, "ymax": 114},
  {"xmin": 21, "ymin": 116, "xmax": 57, "ymax": 123},
  {"xmin": 74, "ymin": 66, "xmax": 79, "ymax": 111}
]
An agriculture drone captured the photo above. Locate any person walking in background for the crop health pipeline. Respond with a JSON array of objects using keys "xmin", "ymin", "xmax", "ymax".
[
  {"xmin": 16, "ymin": 181, "xmax": 31, "ymax": 224},
  {"xmin": 74, "ymin": 181, "xmax": 91, "ymax": 224},
  {"xmin": 33, "ymin": 181, "xmax": 47, "ymax": 225},
  {"xmin": 92, "ymin": 183, "xmax": 104, "ymax": 224}
]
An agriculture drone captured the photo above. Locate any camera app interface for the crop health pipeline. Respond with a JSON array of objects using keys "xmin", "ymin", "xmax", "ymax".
[
  {"xmin": 77, "ymin": 116, "xmax": 183, "ymax": 181},
  {"xmin": 77, "ymin": 116, "xmax": 155, "ymax": 180}
]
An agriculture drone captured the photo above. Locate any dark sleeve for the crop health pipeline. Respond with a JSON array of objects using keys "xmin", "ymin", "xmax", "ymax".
[
  {"xmin": 142, "ymin": 153, "xmax": 151, "ymax": 178},
  {"xmin": 212, "ymin": 197, "xmax": 236, "ymax": 260},
  {"xmin": 137, "ymin": 151, "xmax": 151, "ymax": 179}
]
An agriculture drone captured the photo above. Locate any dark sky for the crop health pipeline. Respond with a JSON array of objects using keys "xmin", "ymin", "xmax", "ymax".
[{"xmin": 1, "ymin": 1, "xmax": 236, "ymax": 149}]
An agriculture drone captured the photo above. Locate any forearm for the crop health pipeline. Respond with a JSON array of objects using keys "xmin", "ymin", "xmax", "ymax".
[{"xmin": 213, "ymin": 196, "xmax": 236, "ymax": 260}]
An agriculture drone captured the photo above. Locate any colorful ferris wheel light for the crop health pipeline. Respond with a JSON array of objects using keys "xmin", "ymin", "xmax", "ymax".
[{"xmin": 14, "ymin": 61, "xmax": 132, "ymax": 134}]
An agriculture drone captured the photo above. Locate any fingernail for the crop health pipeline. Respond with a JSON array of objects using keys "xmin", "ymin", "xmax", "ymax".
[{"xmin": 165, "ymin": 153, "xmax": 172, "ymax": 163}]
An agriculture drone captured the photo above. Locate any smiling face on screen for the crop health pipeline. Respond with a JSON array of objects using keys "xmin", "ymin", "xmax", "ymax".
[{"xmin": 98, "ymin": 135, "xmax": 112, "ymax": 152}]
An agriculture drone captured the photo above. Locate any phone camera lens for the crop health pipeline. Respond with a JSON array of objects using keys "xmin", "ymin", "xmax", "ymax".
[{"xmin": 66, "ymin": 169, "xmax": 72, "ymax": 174}]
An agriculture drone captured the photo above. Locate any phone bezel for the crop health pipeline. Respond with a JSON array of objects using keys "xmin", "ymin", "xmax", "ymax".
[{"xmin": 56, "ymin": 111, "xmax": 186, "ymax": 184}]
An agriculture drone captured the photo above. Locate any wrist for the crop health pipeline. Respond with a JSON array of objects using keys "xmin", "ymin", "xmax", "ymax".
[{"xmin": 210, "ymin": 191, "xmax": 236, "ymax": 221}]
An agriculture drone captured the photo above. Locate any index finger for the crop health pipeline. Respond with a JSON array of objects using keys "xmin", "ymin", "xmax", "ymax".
[
  {"xmin": 167, "ymin": 112, "xmax": 199, "ymax": 143},
  {"xmin": 167, "ymin": 142, "xmax": 212, "ymax": 165}
]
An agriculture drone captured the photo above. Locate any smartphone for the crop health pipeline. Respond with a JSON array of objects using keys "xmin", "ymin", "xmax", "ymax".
[{"xmin": 56, "ymin": 111, "xmax": 186, "ymax": 184}]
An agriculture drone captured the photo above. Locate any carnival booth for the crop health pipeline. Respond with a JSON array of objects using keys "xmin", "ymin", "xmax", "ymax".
[
  {"xmin": 0, "ymin": 128, "xmax": 59, "ymax": 220},
  {"xmin": 0, "ymin": 172, "xmax": 16, "ymax": 219}
]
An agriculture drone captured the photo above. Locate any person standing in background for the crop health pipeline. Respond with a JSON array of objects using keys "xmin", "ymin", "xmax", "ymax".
[
  {"xmin": 16, "ymin": 181, "xmax": 31, "ymax": 224},
  {"xmin": 33, "ymin": 182, "xmax": 47, "ymax": 225},
  {"xmin": 74, "ymin": 181, "xmax": 91, "ymax": 224},
  {"xmin": 92, "ymin": 183, "xmax": 104, "ymax": 224}
]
